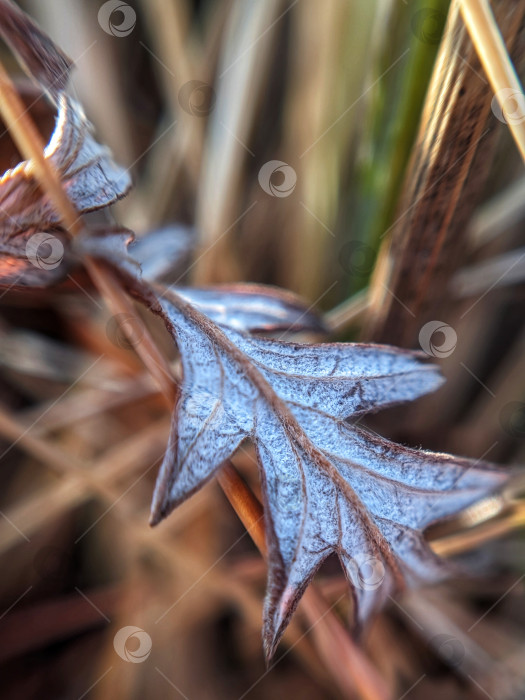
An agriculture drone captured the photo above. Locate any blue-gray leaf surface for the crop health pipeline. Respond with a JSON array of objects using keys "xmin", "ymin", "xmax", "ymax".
[
  {"xmin": 174, "ymin": 284, "xmax": 327, "ymax": 334},
  {"xmin": 148, "ymin": 287, "xmax": 508, "ymax": 659}
]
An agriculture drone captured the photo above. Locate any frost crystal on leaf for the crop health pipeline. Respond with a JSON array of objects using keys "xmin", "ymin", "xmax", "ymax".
[{"xmin": 144, "ymin": 287, "xmax": 507, "ymax": 659}]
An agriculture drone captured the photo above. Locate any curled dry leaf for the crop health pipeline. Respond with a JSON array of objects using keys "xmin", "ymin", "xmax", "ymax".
[
  {"xmin": 138, "ymin": 285, "xmax": 508, "ymax": 659},
  {"xmin": 0, "ymin": 0, "xmax": 72, "ymax": 97},
  {"xmin": 0, "ymin": 0, "xmax": 130, "ymax": 289},
  {"xmin": 0, "ymin": 94, "xmax": 131, "ymax": 288},
  {"xmin": 0, "ymin": 94, "xmax": 131, "ymax": 237}
]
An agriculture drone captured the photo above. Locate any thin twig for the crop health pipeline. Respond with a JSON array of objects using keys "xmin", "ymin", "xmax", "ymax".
[
  {"xmin": 431, "ymin": 499, "xmax": 525, "ymax": 557},
  {"xmin": 0, "ymin": 60, "xmax": 175, "ymax": 404}
]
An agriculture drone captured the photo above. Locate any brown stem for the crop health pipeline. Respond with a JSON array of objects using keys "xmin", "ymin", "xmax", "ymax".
[
  {"xmin": 85, "ymin": 258, "xmax": 176, "ymax": 405},
  {"xmin": 217, "ymin": 462, "xmax": 267, "ymax": 554}
]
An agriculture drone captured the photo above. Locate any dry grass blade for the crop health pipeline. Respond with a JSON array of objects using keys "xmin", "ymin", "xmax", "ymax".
[
  {"xmin": 325, "ymin": 289, "xmax": 370, "ymax": 334},
  {"xmin": 468, "ymin": 175, "xmax": 525, "ymax": 247},
  {"xmin": 0, "ymin": 406, "xmax": 268, "ymax": 627},
  {"xmin": 460, "ymin": 0, "xmax": 525, "ymax": 162},
  {"xmin": 194, "ymin": 0, "xmax": 284, "ymax": 284},
  {"xmin": 431, "ymin": 498, "xmax": 525, "ymax": 557},
  {"xmin": 364, "ymin": 0, "xmax": 525, "ymax": 346}
]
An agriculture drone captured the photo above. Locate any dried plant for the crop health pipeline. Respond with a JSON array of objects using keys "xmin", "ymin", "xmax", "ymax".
[{"xmin": 0, "ymin": 1, "xmax": 524, "ymax": 699}]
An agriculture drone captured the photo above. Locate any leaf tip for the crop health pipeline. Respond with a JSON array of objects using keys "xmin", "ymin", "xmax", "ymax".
[
  {"xmin": 262, "ymin": 583, "xmax": 300, "ymax": 662},
  {"xmin": 149, "ymin": 496, "xmax": 170, "ymax": 527},
  {"xmin": 262, "ymin": 621, "xmax": 283, "ymax": 664},
  {"xmin": 148, "ymin": 511, "xmax": 162, "ymax": 527}
]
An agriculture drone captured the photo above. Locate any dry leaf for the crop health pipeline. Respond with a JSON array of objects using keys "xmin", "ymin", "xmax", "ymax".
[
  {"xmin": 0, "ymin": 0, "xmax": 72, "ymax": 96},
  {"xmin": 0, "ymin": 94, "xmax": 131, "ymax": 237},
  {"xmin": 97, "ymin": 231, "xmax": 326, "ymax": 335},
  {"xmin": 0, "ymin": 0, "xmax": 130, "ymax": 289},
  {"xmin": 174, "ymin": 284, "xmax": 326, "ymax": 334},
  {"xmin": 143, "ymin": 286, "xmax": 508, "ymax": 658},
  {"xmin": 0, "ymin": 95, "xmax": 131, "ymax": 288}
]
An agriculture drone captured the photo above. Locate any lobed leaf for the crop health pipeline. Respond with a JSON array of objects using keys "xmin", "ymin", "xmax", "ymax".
[
  {"xmin": 145, "ymin": 286, "xmax": 508, "ymax": 659},
  {"xmin": 128, "ymin": 229, "xmax": 325, "ymax": 334}
]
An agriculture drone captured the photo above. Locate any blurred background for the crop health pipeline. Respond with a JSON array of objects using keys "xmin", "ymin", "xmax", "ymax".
[{"xmin": 0, "ymin": 0, "xmax": 524, "ymax": 697}]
